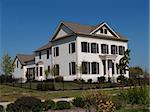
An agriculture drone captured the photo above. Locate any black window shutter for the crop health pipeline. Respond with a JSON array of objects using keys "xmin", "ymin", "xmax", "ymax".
[
  {"xmin": 97, "ymin": 44, "xmax": 99, "ymax": 53},
  {"xmin": 107, "ymin": 45, "xmax": 109, "ymax": 54},
  {"xmin": 69, "ymin": 63, "xmax": 71, "ymax": 75},
  {"xmin": 101, "ymin": 44, "xmax": 103, "ymax": 53},
  {"xmin": 69, "ymin": 44, "xmax": 70, "ymax": 53},
  {"xmin": 97, "ymin": 63, "xmax": 99, "ymax": 74},
  {"xmin": 88, "ymin": 43, "xmax": 90, "ymax": 53},
  {"xmin": 88, "ymin": 62, "xmax": 90, "ymax": 74}
]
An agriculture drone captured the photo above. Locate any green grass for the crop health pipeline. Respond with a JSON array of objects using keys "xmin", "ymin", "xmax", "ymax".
[
  {"xmin": 0, "ymin": 84, "xmax": 122, "ymax": 102},
  {"xmin": 5, "ymin": 81, "xmax": 115, "ymax": 90}
]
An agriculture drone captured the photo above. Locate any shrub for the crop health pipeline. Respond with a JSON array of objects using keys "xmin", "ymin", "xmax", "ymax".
[
  {"xmin": 108, "ymin": 77, "xmax": 112, "ymax": 83},
  {"xmin": 55, "ymin": 101, "xmax": 71, "ymax": 110},
  {"xmin": 42, "ymin": 99, "xmax": 55, "ymax": 111},
  {"xmin": 98, "ymin": 76, "xmax": 105, "ymax": 83},
  {"xmin": 0, "ymin": 75, "xmax": 13, "ymax": 83},
  {"xmin": 81, "ymin": 79, "xmax": 85, "ymax": 83},
  {"xmin": 55, "ymin": 76, "xmax": 63, "ymax": 82},
  {"xmin": 0, "ymin": 105, "xmax": 5, "ymax": 112},
  {"xmin": 84, "ymin": 90, "xmax": 116, "ymax": 112},
  {"xmin": 117, "ymin": 86, "xmax": 149, "ymax": 105},
  {"xmin": 73, "ymin": 97, "xmax": 85, "ymax": 108},
  {"xmin": 73, "ymin": 79, "xmax": 78, "ymax": 83},
  {"xmin": 36, "ymin": 83, "xmax": 55, "ymax": 91},
  {"xmin": 87, "ymin": 79, "xmax": 92, "ymax": 84},
  {"xmin": 6, "ymin": 103, "xmax": 26, "ymax": 112},
  {"xmin": 36, "ymin": 83, "xmax": 43, "ymax": 90},
  {"xmin": 14, "ymin": 96, "xmax": 42, "ymax": 110},
  {"xmin": 117, "ymin": 75, "xmax": 128, "ymax": 85},
  {"xmin": 46, "ymin": 78, "xmax": 54, "ymax": 82}
]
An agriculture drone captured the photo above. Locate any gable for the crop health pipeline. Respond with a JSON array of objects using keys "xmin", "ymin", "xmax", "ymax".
[
  {"xmin": 52, "ymin": 24, "xmax": 73, "ymax": 41},
  {"xmin": 90, "ymin": 23, "xmax": 120, "ymax": 38}
]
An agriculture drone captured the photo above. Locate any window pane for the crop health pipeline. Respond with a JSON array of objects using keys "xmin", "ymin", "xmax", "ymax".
[
  {"xmin": 101, "ymin": 44, "xmax": 108, "ymax": 54},
  {"xmin": 81, "ymin": 42, "xmax": 87, "ymax": 52},
  {"xmin": 56, "ymin": 47, "xmax": 59, "ymax": 56},
  {"xmin": 71, "ymin": 43, "xmax": 75, "ymax": 53},
  {"xmin": 92, "ymin": 62, "xmax": 97, "ymax": 74},
  {"xmin": 119, "ymin": 46, "xmax": 125, "ymax": 55},
  {"xmin": 72, "ymin": 62, "xmax": 76, "ymax": 74},
  {"xmin": 91, "ymin": 43, "xmax": 97, "ymax": 53},
  {"xmin": 111, "ymin": 45, "xmax": 116, "ymax": 54},
  {"xmin": 82, "ymin": 62, "xmax": 87, "ymax": 74}
]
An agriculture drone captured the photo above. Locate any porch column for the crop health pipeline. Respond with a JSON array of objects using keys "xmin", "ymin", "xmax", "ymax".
[
  {"xmin": 113, "ymin": 61, "xmax": 116, "ymax": 82},
  {"xmin": 105, "ymin": 59, "xmax": 108, "ymax": 78}
]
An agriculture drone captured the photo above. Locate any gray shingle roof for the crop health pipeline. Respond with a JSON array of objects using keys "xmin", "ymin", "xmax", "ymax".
[
  {"xmin": 51, "ymin": 21, "xmax": 128, "ymax": 41},
  {"xmin": 16, "ymin": 54, "xmax": 35, "ymax": 65},
  {"xmin": 62, "ymin": 21, "xmax": 96, "ymax": 34},
  {"xmin": 35, "ymin": 42, "xmax": 52, "ymax": 52}
]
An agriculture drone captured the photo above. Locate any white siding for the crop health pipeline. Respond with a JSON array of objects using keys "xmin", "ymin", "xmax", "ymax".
[
  {"xmin": 12, "ymin": 58, "xmax": 26, "ymax": 82},
  {"xmin": 52, "ymin": 36, "xmax": 77, "ymax": 80},
  {"xmin": 76, "ymin": 36, "xmax": 129, "ymax": 82},
  {"xmin": 35, "ymin": 49, "xmax": 52, "ymax": 80}
]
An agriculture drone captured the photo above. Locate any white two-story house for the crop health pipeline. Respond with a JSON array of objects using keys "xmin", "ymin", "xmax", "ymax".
[{"xmin": 13, "ymin": 21, "xmax": 129, "ymax": 82}]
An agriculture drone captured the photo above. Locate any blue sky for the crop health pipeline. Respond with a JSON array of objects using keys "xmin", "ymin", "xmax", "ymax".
[{"xmin": 0, "ymin": 0, "xmax": 149, "ymax": 71}]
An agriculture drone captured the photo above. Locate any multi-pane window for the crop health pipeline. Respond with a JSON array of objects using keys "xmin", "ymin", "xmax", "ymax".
[
  {"xmin": 91, "ymin": 43, "xmax": 99, "ymax": 53},
  {"xmin": 47, "ymin": 49, "xmax": 49, "ymax": 59},
  {"xmin": 104, "ymin": 29, "xmax": 107, "ymax": 34},
  {"xmin": 111, "ymin": 45, "xmax": 116, "ymax": 54},
  {"xmin": 40, "ymin": 67, "xmax": 43, "ymax": 76},
  {"xmin": 91, "ymin": 62, "xmax": 99, "ymax": 74},
  {"xmin": 54, "ymin": 47, "xmax": 59, "ymax": 57},
  {"xmin": 69, "ymin": 42, "xmax": 75, "ymax": 53},
  {"xmin": 39, "ymin": 52, "xmax": 41, "ymax": 59},
  {"xmin": 69, "ymin": 62, "xmax": 76, "ymax": 75},
  {"xmin": 81, "ymin": 42, "xmax": 90, "ymax": 52},
  {"xmin": 101, "ymin": 44, "xmax": 108, "ymax": 54},
  {"xmin": 119, "ymin": 46, "xmax": 125, "ymax": 55},
  {"xmin": 82, "ymin": 62, "xmax": 90, "ymax": 74},
  {"xmin": 54, "ymin": 64, "xmax": 59, "ymax": 76}
]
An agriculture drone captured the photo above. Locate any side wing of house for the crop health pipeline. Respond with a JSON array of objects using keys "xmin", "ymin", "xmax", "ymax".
[{"xmin": 12, "ymin": 57, "xmax": 26, "ymax": 81}]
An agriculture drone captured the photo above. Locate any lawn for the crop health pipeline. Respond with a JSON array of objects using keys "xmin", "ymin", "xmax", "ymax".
[
  {"xmin": 4, "ymin": 81, "xmax": 117, "ymax": 91},
  {"xmin": 0, "ymin": 85, "xmax": 149, "ymax": 112},
  {"xmin": 0, "ymin": 84, "xmax": 122, "ymax": 102}
]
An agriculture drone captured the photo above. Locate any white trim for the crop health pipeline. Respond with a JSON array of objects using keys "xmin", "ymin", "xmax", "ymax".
[{"xmin": 90, "ymin": 22, "xmax": 120, "ymax": 38}]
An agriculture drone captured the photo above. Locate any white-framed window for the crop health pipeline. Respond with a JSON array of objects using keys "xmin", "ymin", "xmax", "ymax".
[
  {"xmin": 54, "ymin": 47, "xmax": 59, "ymax": 57},
  {"xmin": 101, "ymin": 44, "xmax": 109, "ymax": 54},
  {"xmin": 69, "ymin": 42, "xmax": 75, "ymax": 53},
  {"xmin": 69, "ymin": 62, "xmax": 76, "ymax": 75},
  {"xmin": 81, "ymin": 42, "xmax": 90, "ymax": 53}
]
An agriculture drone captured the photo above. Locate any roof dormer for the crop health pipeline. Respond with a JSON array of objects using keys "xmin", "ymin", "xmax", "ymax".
[{"xmin": 90, "ymin": 22, "xmax": 120, "ymax": 38}]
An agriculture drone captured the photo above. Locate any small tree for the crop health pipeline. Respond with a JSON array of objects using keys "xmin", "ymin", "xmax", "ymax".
[
  {"xmin": 50, "ymin": 65, "xmax": 58, "ymax": 90},
  {"xmin": 117, "ymin": 49, "xmax": 130, "ymax": 87},
  {"xmin": 44, "ymin": 69, "xmax": 50, "ymax": 80},
  {"xmin": 117, "ymin": 49, "xmax": 130, "ymax": 75},
  {"xmin": 76, "ymin": 64, "xmax": 85, "ymax": 89},
  {"xmin": 129, "ymin": 66, "xmax": 143, "ymax": 78},
  {"xmin": 1, "ymin": 53, "xmax": 15, "ymax": 76},
  {"xmin": 76, "ymin": 64, "xmax": 82, "ymax": 80}
]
